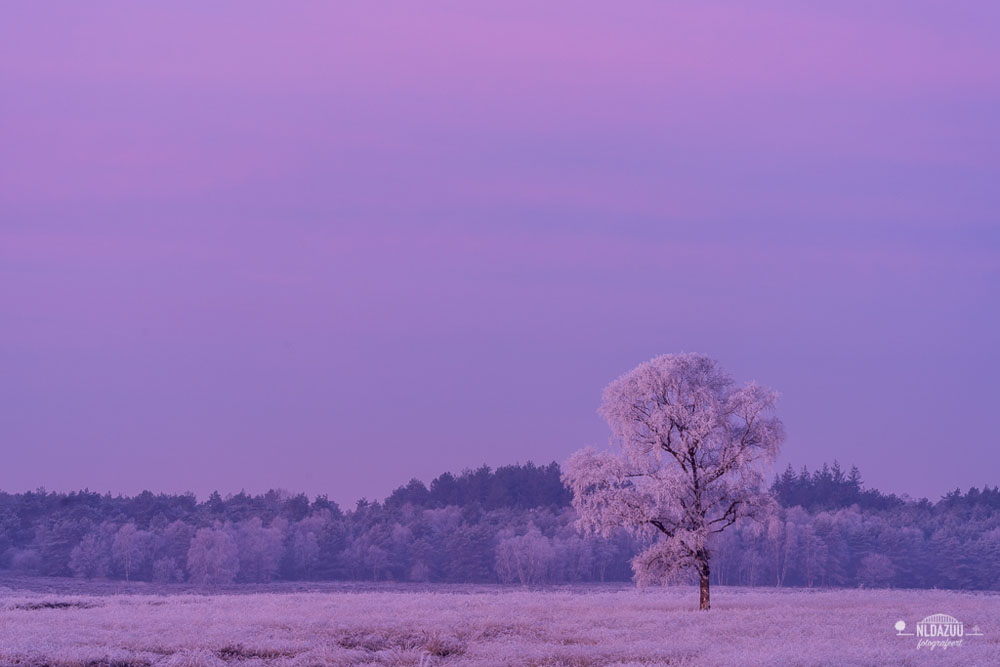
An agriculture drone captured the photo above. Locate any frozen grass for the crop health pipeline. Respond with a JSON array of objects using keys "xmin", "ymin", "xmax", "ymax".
[{"xmin": 1, "ymin": 585, "xmax": 998, "ymax": 666}]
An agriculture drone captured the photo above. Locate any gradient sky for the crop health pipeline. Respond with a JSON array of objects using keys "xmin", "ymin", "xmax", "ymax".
[{"xmin": 2, "ymin": 2, "xmax": 998, "ymax": 506}]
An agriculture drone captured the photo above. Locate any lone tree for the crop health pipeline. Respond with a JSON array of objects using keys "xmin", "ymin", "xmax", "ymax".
[{"xmin": 564, "ymin": 353, "xmax": 783, "ymax": 610}]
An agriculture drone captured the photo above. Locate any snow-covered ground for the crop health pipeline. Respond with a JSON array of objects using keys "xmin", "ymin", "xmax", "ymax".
[{"xmin": 1, "ymin": 584, "xmax": 997, "ymax": 666}]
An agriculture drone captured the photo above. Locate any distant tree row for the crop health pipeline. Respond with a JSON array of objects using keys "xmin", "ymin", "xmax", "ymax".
[
  {"xmin": 0, "ymin": 463, "xmax": 630, "ymax": 585},
  {"xmin": 770, "ymin": 462, "xmax": 906, "ymax": 511},
  {"xmin": 385, "ymin": 461, "xmax": 570, "ymax": 510},
  {"xmin": 1, "ymin": 461, "xmax": 998, "ymax": 589}
]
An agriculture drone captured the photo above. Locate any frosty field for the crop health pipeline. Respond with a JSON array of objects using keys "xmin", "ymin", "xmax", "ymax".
[{"xmin": 1, "ymin": 584, "xmax": 998, "ymax": 667}]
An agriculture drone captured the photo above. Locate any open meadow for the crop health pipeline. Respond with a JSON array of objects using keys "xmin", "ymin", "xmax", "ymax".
[{"xmin": 2, "ymin": 583, "xmax": 998, "ymax": 666}]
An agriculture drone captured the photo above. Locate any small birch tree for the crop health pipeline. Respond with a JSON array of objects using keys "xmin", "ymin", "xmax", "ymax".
[
  {"xmin": 112, "ymin": 523, "xmax": 150, "ymax": 582},
  {"xmin": 564, "ymin": 353, "xmax": 783, "ymax": 610}
]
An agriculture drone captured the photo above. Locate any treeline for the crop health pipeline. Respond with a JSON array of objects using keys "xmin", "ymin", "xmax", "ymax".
[
  {"xmin": 0, "ymin": 462, "xmax": 634, "ymax": 585},
  {"xmin": 709, "ymin": 464, "xmax": 1000, "ymax": 589},
  {"xmin": 1, "ymin": 461, "xmax": 998, "ymax": 589}
]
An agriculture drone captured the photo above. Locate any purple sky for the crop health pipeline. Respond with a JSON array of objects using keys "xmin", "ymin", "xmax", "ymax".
[{"xmin": 2, "ymin": 2, "xmax": 998, "ymax": 506}]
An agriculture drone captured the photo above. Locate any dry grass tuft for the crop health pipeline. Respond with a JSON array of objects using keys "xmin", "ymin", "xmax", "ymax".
[
  {"xmin": 423, "ymin": 630, "xmax": 466, "ymax": 658},
  {"xmin": 14, "ymin": 600, "xmax": 98, "ymax": 611}
]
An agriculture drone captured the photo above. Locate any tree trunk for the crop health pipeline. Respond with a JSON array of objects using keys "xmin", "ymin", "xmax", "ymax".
[{"xmin": 699, "ymin": 559, "xmax": 711, "ymax": 611}]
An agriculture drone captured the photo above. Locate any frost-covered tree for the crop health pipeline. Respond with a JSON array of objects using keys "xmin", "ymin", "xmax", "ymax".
[
  {"xmin": 408, "ymin": 561, "xmax": 431, "ymax": 582},
  {"xmin": 69, "ymin": 531, "xmax": 110, "ymax": 580},
  {"xmin": 161, "ymin": 520, "xmax": 195, "ymax": 562},
  {"xmin": 495, "ymin": 525, "xmax": 554, "ymax": 585},
  {"xmin": 187, "ymin": 527, "xmax": 240, "ymax": 585},
  {"xmin": 151, "ymin": 556, "xmax": 184, "ymax": 583},
  {"xmin": 289, "ymin": 531, "xmax": 320, "ymax": 579},
  {"xmin": 112, "ymin": 523, "xmax": 150, "ymax": 582},
  {"xmin": 564, "ymin": 353, "xmax": 783, "ymax": 610},
  {"xmin": 857, "ymin": 553, "xmax": 895, "ymax": 588},
  {"xmin": 234, "ymin": 517, "xmax": 285, "ymax": 583}
]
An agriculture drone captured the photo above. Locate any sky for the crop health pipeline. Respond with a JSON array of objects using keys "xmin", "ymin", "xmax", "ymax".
[{"xmin": 2, "ymin": 2, "xmax": 998, "ymax": 506}]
